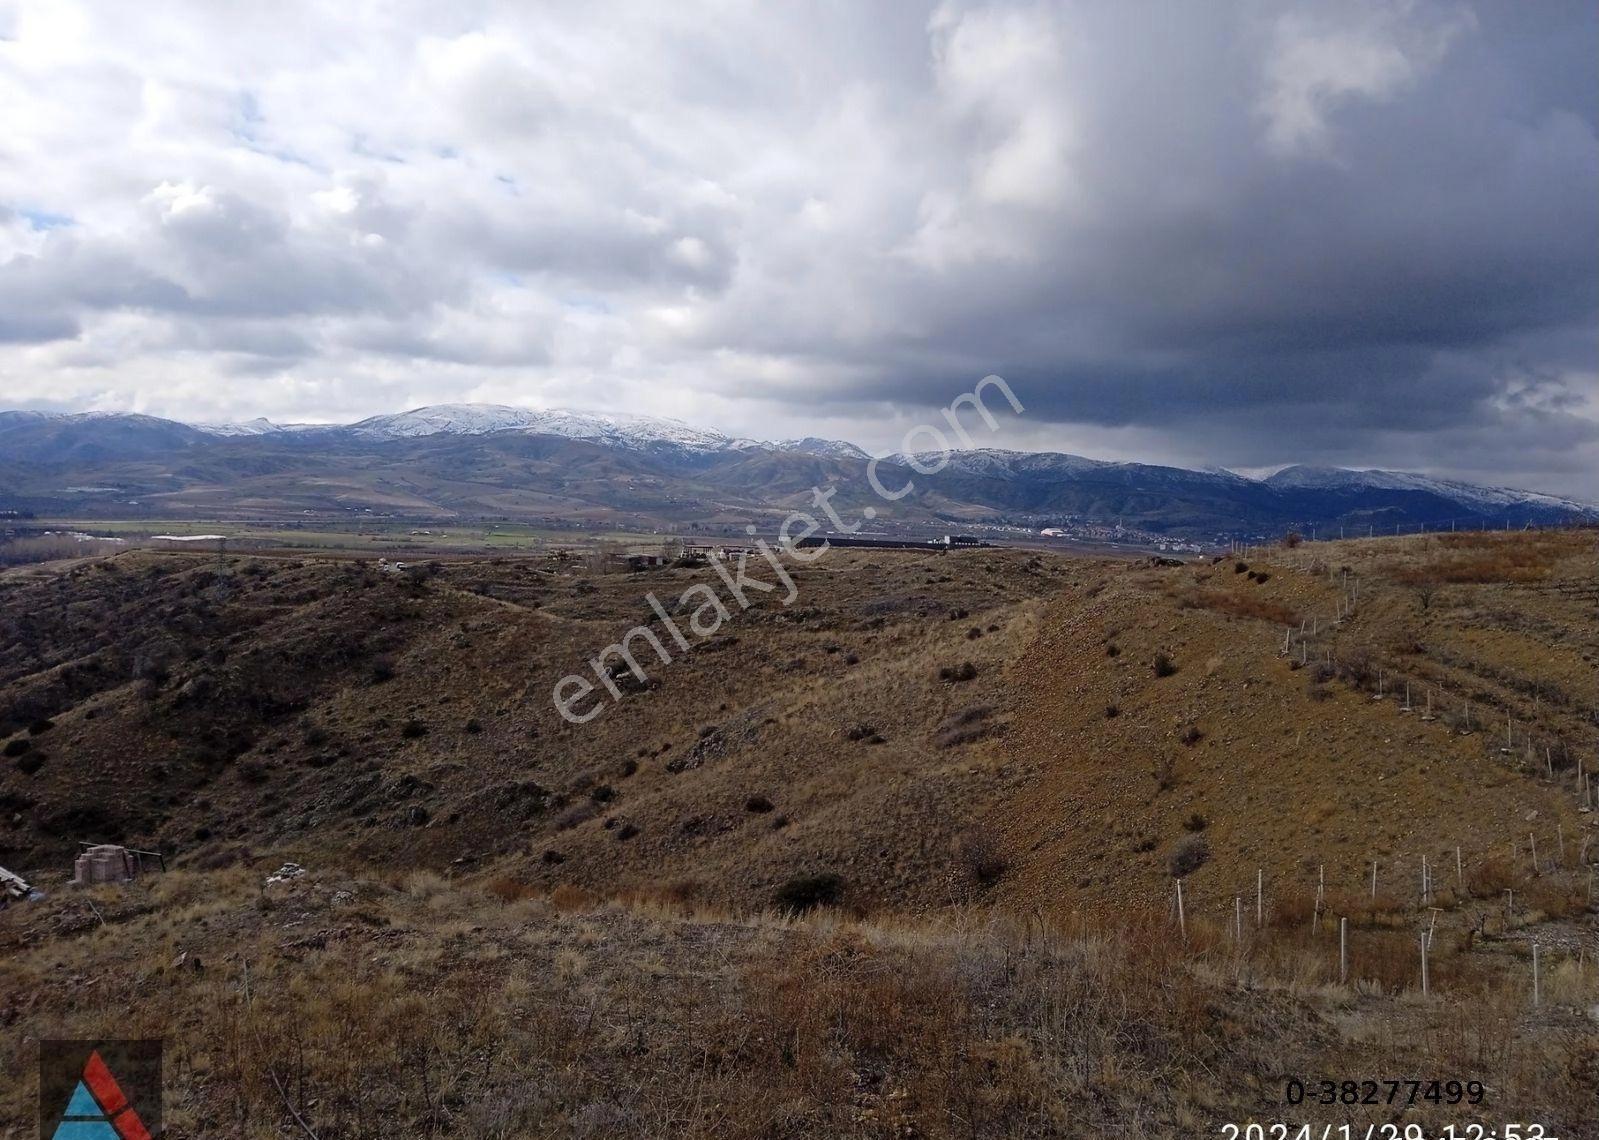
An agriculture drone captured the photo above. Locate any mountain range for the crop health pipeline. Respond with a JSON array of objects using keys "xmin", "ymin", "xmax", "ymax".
[{"xmin": 1, "ymin": 405, "xmax": 1593, "ymax": 539}]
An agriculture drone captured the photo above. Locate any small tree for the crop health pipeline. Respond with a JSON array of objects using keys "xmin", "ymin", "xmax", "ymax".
[{"xmin": 1169, "ymin": 834, "xmax": 1210, "ymax": 877}]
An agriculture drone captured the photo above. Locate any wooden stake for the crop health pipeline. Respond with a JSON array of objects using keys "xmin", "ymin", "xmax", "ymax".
[
  {"xmin": 1257, "ymin": 868, "xmax": 1263, "ymax": 928},
  {"xmin": 1176, "ymin": 879, "xmax": 1186, "ymax": 943},
  {"xmin": 1532, "ymin": 943, "xmax": 1541, "ymax": 1008},
  {"xmin": 1340, "ymin": 916, "xmax": 1348, "ymax": 983},
  {"xmin": 1420, "ymin": 931, "xmax": 1430, "ymax": 998},
  {"xmin": 1455, "ymin": 846, "xmax": 1462, "ymax": 891}
]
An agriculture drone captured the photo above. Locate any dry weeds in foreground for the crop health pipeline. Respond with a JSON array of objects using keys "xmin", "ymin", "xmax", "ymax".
[{"xmin": 2, "ymin": 867, "xmax": 1595, "ymax": 1139}]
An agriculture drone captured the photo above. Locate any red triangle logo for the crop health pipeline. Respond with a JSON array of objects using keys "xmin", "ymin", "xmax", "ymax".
[{"xmin": 81, "ymin": 1051, "xmax": 153, "ymax": 1140}]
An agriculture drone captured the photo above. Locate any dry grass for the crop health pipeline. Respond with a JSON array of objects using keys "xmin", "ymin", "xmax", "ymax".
[
  {"xmin": 1384, "ymin": 532, "xmax": 1569, "ymax": 585},
  {"xmin": 1172, "ymin": 583, "xmax": 1300, "ymax": 625},
  {"xmin": 3, "ymin": 868, "xmax": 1594, "ymax": 1139},
  {"xmin": 4, "ymin": 534, "xmax": 1598, "ymax": 1137}
]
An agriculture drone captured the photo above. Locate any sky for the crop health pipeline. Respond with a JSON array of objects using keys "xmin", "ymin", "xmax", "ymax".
[{"xmin": 0, "ymin": 1, "xmax": 1596, "ymax": 496}]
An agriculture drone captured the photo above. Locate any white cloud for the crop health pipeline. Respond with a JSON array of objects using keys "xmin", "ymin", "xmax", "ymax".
[
  {"xmin": 0, "ymin": 0, "xmax": 1593, "ymax": 497},
  {"xmin": 1258, "ymin": 1, "xmax": 1476, "ymax": 160}
]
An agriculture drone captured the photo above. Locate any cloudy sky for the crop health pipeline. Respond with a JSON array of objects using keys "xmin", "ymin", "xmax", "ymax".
[{"xmin": 1, "ymin": 1, "xmax": 1596, "ymax": 495}]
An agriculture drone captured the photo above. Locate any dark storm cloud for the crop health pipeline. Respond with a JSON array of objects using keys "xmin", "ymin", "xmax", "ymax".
[{"xmin": 702, "ymin": 3, "xmax": 1597, "ymax": 460}]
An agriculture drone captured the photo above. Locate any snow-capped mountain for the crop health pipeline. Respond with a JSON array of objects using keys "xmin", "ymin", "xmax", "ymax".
[
  {"xmin": 778, "ymin": 437, "xmax": 872, "ymax": 461},
  {"xmin": 194, "ymin": 417, "xmax": 323, "ymax": 437},
  {"xmin": 343, "ymin": 404, "xmax": 757, "ymax": 453},
  {"xmin": 3, "ymin": 402, "xmax": 1595, "ymax": 533},
  {"xmin": 1262, "ymin": 465, "xmax": 1597, "ymax": 516}
]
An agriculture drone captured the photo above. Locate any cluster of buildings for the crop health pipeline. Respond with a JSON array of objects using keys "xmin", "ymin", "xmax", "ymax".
[{"xmin": 1038, "ymin": 522, "xmax": 1205, "ymax": 554}]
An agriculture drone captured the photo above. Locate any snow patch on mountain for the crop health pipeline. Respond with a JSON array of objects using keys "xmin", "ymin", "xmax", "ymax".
[
  {"xmin": 776, "ymin": 437, "xmax": 872, "ymax": 461},
  {"xmin": 194, "ymin": 417, "xmax": 323, "ymax": 436},
  {"xmin": 345, "ymin": 404, "xmax": 749, "ymax": 453},
  {"xmin": 1264, "ymin": 465, "xmax": 1597, "ymax": 515}
]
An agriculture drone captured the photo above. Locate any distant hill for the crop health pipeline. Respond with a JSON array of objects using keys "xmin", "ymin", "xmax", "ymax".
[{"xmin": 0, "ymin": 404, "xmax": 1593, "ymax": 538}]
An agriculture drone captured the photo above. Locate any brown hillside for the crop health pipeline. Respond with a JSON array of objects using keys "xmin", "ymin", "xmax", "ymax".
[{"xmin": 2, "ymin": 530, "xmax": 1597, "ymax": 1137}]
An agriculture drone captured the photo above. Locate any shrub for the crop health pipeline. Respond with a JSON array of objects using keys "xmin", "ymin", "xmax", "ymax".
[
  {"xmin": 938, "ymin": 661, "xmax": 979, "ymax": 684},
  {"xmin": 550, "ymin": 885, "xmax": 594, "ymax": 912},
  {"xmin": 1234, "ymin": 562, "xmax": 1248, "ymax": 574},
  {"xmin": 15, "ymin": 752, "xmax": 45, "ymax": 776},
  {"xmin": 1105, "ymin": 643, "xmax": 1120, "ymax": 657},
  {"xmin": 1104, "ymin": 704, "xmax": 1120, "ymax": 719},
  {"xmin": 1179, "ymin": 723, "xmax": 1202, "ymax": 746},
  {"xmin": 370, "ymin": 656, "xmax": 395, "ymax": 683},
  {"xmin": 2, "ymin": 738, "xmax": 31, "ymax": 758},
  {"xmin": 589, "ymin": 784, "xmax": 616, "ymax": 803},
  {"xmin": 616, "ymin": 822, "xmax": 639, "ymax": 841},
  {"xmin": 1183, "ymin": 812, "xmax": 1208, "ymax": 832},
  {"xmin": 464, "ymin": 718, "xmax": 483, "ymax": 735},
  {"xmin": 400, "ymin": 718, "xmax": 428, "ymax": 739},
  {"xmin": 1169, "ymin": 834, "xmax": 1210, "ymax": 877},
  {"xmin": 935, "ymin": 706, "xmax": 997, "ymax": 748},
  {"xmin": 845, "ymin": 723, "xmax": 880, "ymax": 742},
  {"xmin": 1334, "ymin": 648, "xmax": 1376, "ymax": 688},
  {"xmin": 1284, "ymin": 529, "xmax": 1303, "ymax": 548},
  {"xmin": 1174, "ymin": 588, "xmax": 1298, "ymax": 625},
  {"xmin": 954, "ymin": 828, "xmax": 1008, "ymax": 888},
  {"xmin": 1153, "ymin": 653, "xmax": 1178, "ymax": 678},
  {"xmin": 27, "ymin": 718, "xmax": 55, "ymax": 735},
  {"xmin": 773, "ymin": 872, "xmax": 844, "ymax": 914},
  {"xmin": 485, "ymin": 876, "xmax": 538, "ymax": 903},
  {"xmin": 745, "ymin": 795, "xmax": 774, "ymax": 813},
  {"xmin": 301, "ymin": 719, "xmax": 330, "ymax": 747},
  {"xmin": 553, "ymin": 801, "xmax": 599, "ymax": 831}
]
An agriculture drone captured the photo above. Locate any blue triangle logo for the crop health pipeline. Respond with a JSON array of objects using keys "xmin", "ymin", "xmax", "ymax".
[
  {"xmin": 51, "ymin": 1079, "xmax": 119, "ymax": 1139},
  {"xmin": 51, "ymin": 1124, "xmax": 120, "ymax": 1139},
  {"xmin": 63, "ymin": 1080, "xmax": 102, "ymax": 1118}
]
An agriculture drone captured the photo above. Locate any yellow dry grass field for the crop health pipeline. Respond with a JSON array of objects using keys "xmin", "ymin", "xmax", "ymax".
[{"xmin": 2, "ymin": 529, "xmax": 1596, "ymax": 1137}]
